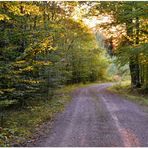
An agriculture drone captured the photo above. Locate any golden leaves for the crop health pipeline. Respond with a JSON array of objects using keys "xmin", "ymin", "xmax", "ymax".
[
  {"xmin": 0, "ymin": 14, "xmax": 10, "ymax": 21},
  {"xmin": 21, "ymin": 4, "xmax": 41, "ymax": 16},
  {"xmin": 139, "ymin": 53, "xmax": 148, "ymax": 64}
]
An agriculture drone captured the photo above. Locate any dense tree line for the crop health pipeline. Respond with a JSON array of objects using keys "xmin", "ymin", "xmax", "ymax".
[
  {"xmin": 0, "ymin": 2, "xmax": 108, "ymax": 107},
  {"xmin": 88, "ymin": 1, "xmax": 148, "ymax": 89}
]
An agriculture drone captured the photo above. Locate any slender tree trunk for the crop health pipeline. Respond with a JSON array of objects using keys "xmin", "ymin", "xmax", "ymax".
[
  {"xmin": 140, "ymin": 64, "xmax": 144, "ymax": 85},
  {"xmin": 145, "ymin": 64, "xmax": 148, "ymax": 90},
  {"xmin": 135, "ymin": 17, "xmax": 141, "ymax": 87},
  {"xmin": 129, "ymin": 56, "xmax": 141, "ymax": 88},
  {"xmin": 20, "ymin": 3, "xmax": 26, "ymax": 52},
  {"xmin": 33, "ymin": 16, "xmax": 37, "ymax": 29},
  {"xmin": 127, "ymin": 14, "xmax": 141, "ymax": 88}
]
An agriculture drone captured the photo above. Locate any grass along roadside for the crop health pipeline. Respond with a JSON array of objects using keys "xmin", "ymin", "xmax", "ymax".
[
  {"xmin": 108, "ymin": 81, "xmax": 148, "ymax": 106},
  {"xmin": 0, "ymin": 83, "xmax": 87, "ymax": 146},
  {"xmin": 0, "ymin": 81, "xmax": 103, "ymax": 146}
]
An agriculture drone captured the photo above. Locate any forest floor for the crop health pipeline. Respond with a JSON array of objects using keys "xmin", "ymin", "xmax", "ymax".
[
  {"xmin": 109, "ymin": 81, "xmax": 148, "ymax": 106},
  {"xmin": 2, "ymin": 84, "xmax": 84, "ymax": 146},
  {"xmin": 24, "ymin": 83, "xmax": 148, "ymax": 147}
]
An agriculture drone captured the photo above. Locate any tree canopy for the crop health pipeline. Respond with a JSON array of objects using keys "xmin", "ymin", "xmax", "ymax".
[
  {"xmin": 0, "ymin": 1, "xmax": 109, "ymax": 107},
  {"xmin": 87, "ymin": 1, "xmax": 148, "ymax": 89},
  {"xmin": 0, "ymin": 1, "xmax": 147, "ymax": 110}
]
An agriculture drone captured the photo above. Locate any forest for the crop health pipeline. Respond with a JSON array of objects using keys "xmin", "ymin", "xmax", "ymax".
[{"xmin": 0, "ymin": 1, "xmax": 148, "ymax": 146}]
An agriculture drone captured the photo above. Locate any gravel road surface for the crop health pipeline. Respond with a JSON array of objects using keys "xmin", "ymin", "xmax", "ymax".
[{"xmin": 28, "ymin": 83, "xmax": 148, "ymax": 147}]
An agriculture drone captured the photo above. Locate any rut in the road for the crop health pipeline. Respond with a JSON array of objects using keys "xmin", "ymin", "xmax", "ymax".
[{"xmin": 26, "ymin": 83, "xmax": 148, "ymax": 147}]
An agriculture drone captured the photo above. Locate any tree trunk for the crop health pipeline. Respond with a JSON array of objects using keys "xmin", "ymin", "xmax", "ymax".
[
  {"xmin": 126, "ymin": 13, "xmax": 141, "ymax": 88},
  {"xmin": 140, "ymin": 64, "xmax": 144, "ymax": 85},
  {"xmin": 145, "ymin": 64, "xmax": 148, "ymax": 90},
  {"xmin": 129, "ymin": 56, "xmax": 141, "ymax": 88}
]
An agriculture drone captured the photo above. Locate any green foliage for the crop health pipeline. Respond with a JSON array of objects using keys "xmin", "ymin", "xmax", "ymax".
[
  {"xmin": 109, "ymin": 81, "xmax": 148, "ymax": 106},
  {"xmin": 0, "ymin": 83, "xmax": 85, "ymax": 146},
  {"xmin": 0, "ymin": 100, "xmax": 17, "ymax": 107},
  {"xmin": 0, "ymin": 1, "xmax": 108, "ymax": 107},
  {"xmin": 115, "ymin": 42, "xmax": 148, "ymax": 89},
  {"xmin": 0, "ymin": 127, "xmax": 18, "ymax": 146},
  {"xmin": 0, "ymin": 2, "xmax": 110, "ymax": 145},
  {"xmin": 89, "ymin": 1, "xmax": 148, "ymax": 89}
]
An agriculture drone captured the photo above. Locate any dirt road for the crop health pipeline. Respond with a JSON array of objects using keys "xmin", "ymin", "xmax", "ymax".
[{"xmin": 28, "ymin": 83, "xmax": 148, "ymax": 147}]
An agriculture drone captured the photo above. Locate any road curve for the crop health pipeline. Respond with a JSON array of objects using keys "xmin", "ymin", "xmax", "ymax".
[{"xmin": 28, "ymin": 83, "xmax": 148, "ymax": 147}]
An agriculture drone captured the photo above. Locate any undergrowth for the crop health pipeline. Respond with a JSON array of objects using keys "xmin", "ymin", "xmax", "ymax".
[
  {"xmin": 0, "ymin": 81, "xmax": 106, "ymax": 146},
  {"xmin": 0, "ymin": 84, "xmax": 82, "ymax": 146},
  {"xmin": 109, "ymin": 81, "xmax": 148, "ymax": 106}
]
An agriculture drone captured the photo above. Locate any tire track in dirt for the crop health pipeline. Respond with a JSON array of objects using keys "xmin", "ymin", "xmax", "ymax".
[{"xmin": 26, "ymin": 83, "xmax": 148, "ymax": 147}]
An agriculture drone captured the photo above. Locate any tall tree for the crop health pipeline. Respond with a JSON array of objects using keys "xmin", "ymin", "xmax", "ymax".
[{"xmin": 88, "ymin": 1, "xmax": 148, "ymax": 89}]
